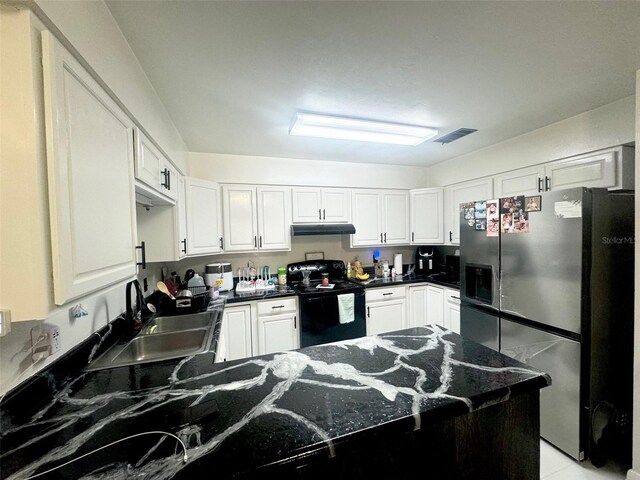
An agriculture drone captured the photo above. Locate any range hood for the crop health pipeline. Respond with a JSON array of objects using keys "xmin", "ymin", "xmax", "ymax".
[{"xmin": 291, "ymin": 224, "xmax": 356, "ymax": 236}]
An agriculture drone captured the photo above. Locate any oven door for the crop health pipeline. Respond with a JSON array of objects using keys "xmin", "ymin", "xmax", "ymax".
[{"xmin": 299, "ymin": 289, "xmax": 366, "ymax": 347}]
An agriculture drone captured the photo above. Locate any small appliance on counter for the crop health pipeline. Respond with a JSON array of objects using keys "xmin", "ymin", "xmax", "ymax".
[{"xmin": 205, "ymin": 263, "xmax": 233, "ymax": 291}]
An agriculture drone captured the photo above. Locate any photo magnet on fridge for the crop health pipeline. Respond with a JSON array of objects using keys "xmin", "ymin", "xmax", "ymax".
[
  {"xmin": 474, "ymin": 201, "xmax": 486, "ymax": 219},
  {"xmin": 512, "ymin": 212, "xmax": 529, "ymax": 233},
  {"xmin": 486, "ymin": 200, "xmax": 499, "ymax": 237},
  {"xmin": 525, "ymin": 195, "xmax": 541, "ymax": 212},
  {"xmin": 501, "ymin": 213, "xmax": 514, "ymax": 233},
  {"xmin": 475, "ymin": 219, "xmax": 486, "ymax": 231}
]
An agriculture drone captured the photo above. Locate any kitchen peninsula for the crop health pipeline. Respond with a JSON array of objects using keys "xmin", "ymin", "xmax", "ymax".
[{"xmin": 1, "ymin": 321, "xmax": 550, "ymax": 480}]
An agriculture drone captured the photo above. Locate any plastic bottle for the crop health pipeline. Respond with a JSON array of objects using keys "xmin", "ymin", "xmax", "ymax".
[
  {"xmin": 346, "ymin": 262, "xmax": 352, "ymax": 279},
  {"xmin": 277, "ymin": 267, "xmax": 287, "ymax": 286}
]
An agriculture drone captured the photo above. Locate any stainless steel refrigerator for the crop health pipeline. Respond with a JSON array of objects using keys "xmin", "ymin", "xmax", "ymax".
[{"xmin": 459, "ymin": 187, "xmax": 634, "ymax": 465}]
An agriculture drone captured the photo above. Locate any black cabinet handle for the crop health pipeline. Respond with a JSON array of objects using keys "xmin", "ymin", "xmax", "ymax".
[
  {"xmin": 219, "ymin": 237, "xmax": 224, "ymax": 250},
  {"xmin": 272, "ymin": 305, "xmax": 285, "ymax": 309},
  {"xmin": 181, "ymin": 238, "xmax": 187, "ymax": 254},
  {"xmin": 322, "ymin": 209, "xmax": 326, "ymax": 220},
  {"xmin": 384, "ymin": 233, "xmax": 387, "ymax": 243},
  {"xmin": 449, "ymin": 231, "xmax": 453, "ymax": 242},
  {"xmin": 545, "ymin": 176, "xmax": 551, "ymax": 191},
  {"xmin": 380, "ymin": 233, "xmax": 383, "ymax": 243},
  {"xmin": 294, "ymin": 315, "xmax": 297, "ymax": 328},
  {"xmin": 259, "ymin": 236, "xmax": 262, "ymax": 248},
  {"xmin": 319, "ymin": 209, "xmax": 322, "ymax": 220},
  {"xmin": 537, "ymin": 177, "xmax": 543, "ymax": 192},
  {"xmin": 383, "ymin": 292, "xmax": 393, "ymax": 296},
  {"xmin": 451, "ymin": 296, "xmax": 460, "ymax": 300},
  {"xmin": 254, "ymin": 236, "xmax": 257, "ymax": 248},
  {"xmin": 167, "ymin": 170, "xmax": 171, "ymax": 190},
  {"xmin": 161, "ymin": 169, "xmax": 169, "ymax": 189},
  {"xmin": 412, "ymin": 232, "xmax": 415, "ymax": 242},
  {"xmin": 367, "ymin": 306, "xmax": 370, "ymax": 318},
  {"xmin": 136, "ymin": 241, "xmax": 146, "ymax": 269}
]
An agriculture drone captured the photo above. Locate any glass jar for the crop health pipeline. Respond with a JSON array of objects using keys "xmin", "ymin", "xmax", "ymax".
[{"xmin": 321, "ymin": 273, "xmax": 329, "ymax": 286}]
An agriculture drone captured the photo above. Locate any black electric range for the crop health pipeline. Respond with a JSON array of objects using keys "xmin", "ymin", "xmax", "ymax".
[{"xmin": 287, "ymin": 260, "xmax": 366, "ymax": 347}]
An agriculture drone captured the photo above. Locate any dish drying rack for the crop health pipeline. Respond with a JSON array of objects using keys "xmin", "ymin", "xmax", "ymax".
[{"xmin": 235, "ymin": 264, "xmax": 276, "ymax": 293}]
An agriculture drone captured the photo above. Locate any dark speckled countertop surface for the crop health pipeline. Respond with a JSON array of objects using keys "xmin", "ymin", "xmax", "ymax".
[{"xmin": 1, "ymin": 320, "xmax": 549, "ymax": 479}]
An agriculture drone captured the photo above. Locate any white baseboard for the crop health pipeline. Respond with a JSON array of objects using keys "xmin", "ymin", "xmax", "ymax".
[{"xmin": 627, "ymin": 468, "xmax": 640, "ymax": 480}]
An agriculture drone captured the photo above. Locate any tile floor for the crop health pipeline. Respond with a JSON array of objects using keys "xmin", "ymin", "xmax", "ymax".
[{"xmin": 541, "ymin": 439, "xmax": 629, "ymax": 479}]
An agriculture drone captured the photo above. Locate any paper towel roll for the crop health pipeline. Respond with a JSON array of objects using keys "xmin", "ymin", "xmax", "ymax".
[{"xmin": 394, "ymin": 253, "xmax": 403, "ymax": 275}]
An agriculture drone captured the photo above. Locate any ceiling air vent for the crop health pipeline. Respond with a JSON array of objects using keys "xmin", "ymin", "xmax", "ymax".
[{"xmin": 433, "ymin": 128, "xmax": 477, "ymax": 144}]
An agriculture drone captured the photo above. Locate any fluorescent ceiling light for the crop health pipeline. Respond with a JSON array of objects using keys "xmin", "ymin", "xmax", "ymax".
[{"xmin": 289, "ymin": 112, "xmax": 438, "ymax": 146}]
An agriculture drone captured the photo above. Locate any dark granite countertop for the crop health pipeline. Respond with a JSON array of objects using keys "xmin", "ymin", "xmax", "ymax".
[
  {"xmin": 1, "ymin": 323, "xmax": 549, "ymax": 479},
  {"xmin": 350, "ymin": 273, "xmax": 460, "ymax": 290},
  {"xmin": 220, "ymin": 284, "xmax": 297, "ymax": 304}
]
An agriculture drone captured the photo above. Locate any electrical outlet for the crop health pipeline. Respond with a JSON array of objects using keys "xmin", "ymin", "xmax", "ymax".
[{"xmin": 41, "ymin": 324, "xmax": 61, "ymax": 354}]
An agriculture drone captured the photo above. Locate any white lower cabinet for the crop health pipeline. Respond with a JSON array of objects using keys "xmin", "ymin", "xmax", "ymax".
[
  {"xmin": 421, "ymin": 284, "xmax": 461, "ymax": 333},
  {"xmin": 217, "ymin": 304, "xmax": 253, "ymax": 362},
  {"xmin": 365, "ymin": 286, "xmax": 407, "ymax": 336},
  {"xmin": 425, "ymin": 285, "xmax": 445, "ymax": 328},
  {"xmin": 408, "ymin": 284, "xmax": 428, "ymax": 328},
  {"xmin": 217, "ymin": 298, "xmax": 299, "ymax": 362},
  {"xmin": 444, "ymin": 288, "xmax": 461, "ymax": 334},
  {"xmin": 256, "ymin": 298, "xmax": 299, "ymax": 355}
]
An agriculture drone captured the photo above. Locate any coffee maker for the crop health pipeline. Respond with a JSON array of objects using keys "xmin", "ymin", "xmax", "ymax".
[{"xmin": 415, "ymin": 246, "xmax": 436, "ymax": 275}]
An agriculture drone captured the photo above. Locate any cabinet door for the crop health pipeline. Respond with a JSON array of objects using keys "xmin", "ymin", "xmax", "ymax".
[
  {"xmin": 222, "ymin": 185, "xmax": 258, "ymax": 252},
  {"xmin": 445, "ymin": 178, "xmax": 493, "ymax": 245},
  {"xmin": 493, "ymin": 165, "xmax": 546, "ymax": 198},
  {"xmin": 257, "ymin": 186, "xmax": 292, "ymax": 251},
  {"xmin": 292, "ymin": 187, "xmax": 322, "ymax": 223},
  {"xmin": 425, "ymin": 285, "xmax": 445, "ymax": 328},
  {"xmin": 321, "ymin": 188, "xmax": 350, "ymax": 222},
  {"xmin": 444, "ymin": 288, "xmax": 461, "ymax": 334},
  {"xmin": 351, "ymin": 189, "xmax": 382, "ymax": 247},
  {"xmin": 410, "ymin": 188, "xmax": 444, "ymax": 244},
  {"xmin": 545, "ymin": 150, "xmax": 617, "ymax": 191},
  {"xmin": 256, "ymin": 313, "xmax": 298, "ymax": 355},
  {"xmin": 185, "ymin": 178, "xmax": 222, "ymax": 255},
  {"xmin": 160, "ymin": 157, "xmax": 179, "ymax": 202},
  {"xmin": 43, "ymin": 33, "xmax": 137, "ymax": 305},
  {"xmin": 382, "ymin": 190, "xmax": 410, "ymax": 245},
  {"xmin": 222, "ymin": 305, "xmax": 253, "ymax": 361},
  {"xmin": 408, "ymin": 285, "xmax": 428, "ymax": 328},
  {"xmin": 176, "ymin": 176, "xmax": 188, "ymax": 258},
  {"xmin": 366, "ymin": 300, "xmax": 406, "ymax": 336},
  {"xmin": 134, "ymin": 128, "xmax": 164, "ymax": 192}
]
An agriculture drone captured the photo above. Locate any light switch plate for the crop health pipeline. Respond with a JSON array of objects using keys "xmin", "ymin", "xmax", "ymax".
[{"xmin": 305, "ymin": 252, "xmax": 324, "ymax": 261}]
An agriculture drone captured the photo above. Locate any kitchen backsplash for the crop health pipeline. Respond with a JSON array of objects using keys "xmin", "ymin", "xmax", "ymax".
[{"xmin": 141, "ymin": 236, "xmax": 417, "ymax": 290}]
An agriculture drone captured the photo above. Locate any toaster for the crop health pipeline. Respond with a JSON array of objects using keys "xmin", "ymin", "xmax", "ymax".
[{"xmin": 204, "ymin": 263, "xmax": 234, "ymax": 291}]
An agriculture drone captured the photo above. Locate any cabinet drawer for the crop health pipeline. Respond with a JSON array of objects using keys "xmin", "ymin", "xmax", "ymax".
[
  {"xmin": 366, "ymin": 286, "xmax": 406, "ymax": 302},
  {"xmin": 257, "ymin": 297, "xmax": 297, "ymax": 316},
  {"xmin": 445, "ymin": 288, "xmax": 461, "ymax": 304}
]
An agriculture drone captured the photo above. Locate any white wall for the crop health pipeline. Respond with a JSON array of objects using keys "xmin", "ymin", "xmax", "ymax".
[
  {"xmin": 189, "ymin": 152, "xmax": 429, "ymax": 189},
  {"xmin": 33, "ymin": 0, "xmax": 188, "ymax": 172},
  {"xmin": 628, "ymin": 71, "xmax": 640, "ymax": 480},
  {"xmin": 428, "ymin": 96, "xmax": 635, "ymax": 187}
]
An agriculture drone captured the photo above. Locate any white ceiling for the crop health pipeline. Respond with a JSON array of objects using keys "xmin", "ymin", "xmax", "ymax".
[{"xmin": 105, "ymin": 0, "xmax": 640, "ymax": 167}]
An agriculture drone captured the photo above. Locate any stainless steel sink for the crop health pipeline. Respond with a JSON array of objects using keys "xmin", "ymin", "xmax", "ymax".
[
  {"xmin": 141, "ymin": 312, "xmax": 214, "ymax": 334},
  {"xmin": 85, "ymin": 310, "xmax": 220, "ymax": 371},
  {"xmin": 112, "ymin": 328, "xmax": 209, "ymax": 364}
]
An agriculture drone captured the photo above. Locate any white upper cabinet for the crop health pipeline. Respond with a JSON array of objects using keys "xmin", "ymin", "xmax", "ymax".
[
  {"xmin": 292, "ymin": 187, "xmax": 350, "ymax": 223},
  {"xmin": 543, "ymin": 146, "xmax": 634, "ymax": 191},
  {"xmin": 409, "ymin": 188, "xmax": 444, "ymax": 244},
  {"xmin": 444, "ymin": 178, "xmax": 493, "ymax": 245},
  {"xmin": 42, "ymin": 32, "xmax": 138, "ymax": 305},
  {"xmin": 185, "ymin": 178, "xmax": 223, "ymax": 256},
  {"xmin": 222, "ymin": 185, "xmax": 292, "ymax": 252},
  {"xmin": 133, "ymin": 127, "xmax": 178, "ymax": 205},
  {"xmin": 351, "ymin": 189, "xmax": 409, "ymax": 247},
  {"xmin": 494, "ymin": 146, "xmax": 634, "ymax": 197},
  {"xmin": 493, "ymin": 165, "xmax": 547, "ymax": 198}
]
